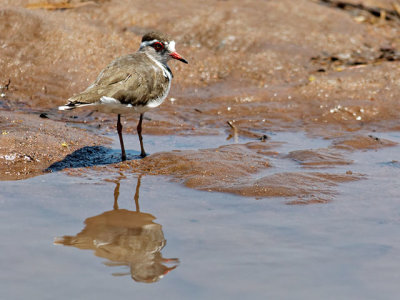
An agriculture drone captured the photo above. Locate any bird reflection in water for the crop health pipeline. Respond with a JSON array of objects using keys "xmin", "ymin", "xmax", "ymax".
[{"xmin": 54, "ymin": 175, "xmax": 179, "ymax": 283}]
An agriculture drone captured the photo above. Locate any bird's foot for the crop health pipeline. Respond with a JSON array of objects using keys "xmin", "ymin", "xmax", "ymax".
[
  {"xmin": 121, "ymin": 153, "xmax": 127, "ymax": 161},
  {"xmin": 140, "ymin": 152, "xmax": 147, "ymax": 158}
]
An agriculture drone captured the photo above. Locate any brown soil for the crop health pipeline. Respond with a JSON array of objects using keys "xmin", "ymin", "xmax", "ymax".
[
  {"xmin": 0, "ymin": 110, "xmax": 109, "ymax": 180},
  {"xmin": 2, "ymin": 0, "xmax": 400, "ymax": 134}
]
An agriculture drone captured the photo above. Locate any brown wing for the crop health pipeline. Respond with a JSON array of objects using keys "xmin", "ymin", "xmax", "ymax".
[{"xmin": 68, "ymin": 53, "xmax": 169, "ymax": 106}]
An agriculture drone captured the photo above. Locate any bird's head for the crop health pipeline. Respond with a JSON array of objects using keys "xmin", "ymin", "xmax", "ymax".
[{"xmin": 139, "ymin": 31, "xmax": 188, "ymax": 65}]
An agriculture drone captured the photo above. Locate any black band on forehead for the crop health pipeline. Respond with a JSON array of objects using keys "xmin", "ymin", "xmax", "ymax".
[{"xmin": 141, "ymin": 31, "xmax": 171, "ymax": 43}]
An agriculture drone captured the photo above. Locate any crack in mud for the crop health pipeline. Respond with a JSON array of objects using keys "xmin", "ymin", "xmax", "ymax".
[
  {"xmin": 310, "ymin": 47, "xmax": 400, "ymax": 73},
  {"xmin": 317, "ymin": 0, "xmax": 400, "ymax": 21}
]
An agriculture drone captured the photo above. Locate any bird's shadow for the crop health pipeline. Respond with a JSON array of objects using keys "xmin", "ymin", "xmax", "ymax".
[{"xmin": 46, "ymin": 146, "xmax": 141, "ymax": 172}]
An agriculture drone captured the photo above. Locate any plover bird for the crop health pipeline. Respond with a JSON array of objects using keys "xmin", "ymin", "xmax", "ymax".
[{"xmin": 59, "ymin": 31, "xmax": 188, "ymax": 160}]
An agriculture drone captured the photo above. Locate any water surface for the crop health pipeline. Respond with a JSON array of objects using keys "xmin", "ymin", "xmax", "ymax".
[{"xmin": 1, "ymin": 132, "xmax": 400, "ymax": 300}]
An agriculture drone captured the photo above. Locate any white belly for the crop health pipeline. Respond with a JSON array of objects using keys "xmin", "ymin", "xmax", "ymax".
[{"xmin": 91, "ymin": 102, "xmax": 151, "ymax": 114}]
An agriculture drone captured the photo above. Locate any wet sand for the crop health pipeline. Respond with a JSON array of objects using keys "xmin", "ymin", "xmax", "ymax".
[
  {"xmin": 1, "ymin": 0, "xmax": 400, "ymax": 298},
  {"xmin": 0, "ymin": 110, "xmax": 110, "ymax": 180}
]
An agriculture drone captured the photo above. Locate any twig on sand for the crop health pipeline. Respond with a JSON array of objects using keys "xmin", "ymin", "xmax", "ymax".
[
  {"xmin": 4, "ymin": 79, "xmax": 11, "ymax": 91},
  {"xmin": 25, "ymin": 1, "xmax": 97, "ymax": 11},
  {"xmin": 227, "ymin": 120, "xmax": 238, "ymax": 142},
  {"xmin": 259, "ymin": 135, "xmax": 268, "ymax": 142},
  {"xmin": 227, "ymin": 120, "xmax": 268, "ymax": 142},
  {"xmin": 227, "ymin": 120, "xmax": 236, "ymax": 130}
]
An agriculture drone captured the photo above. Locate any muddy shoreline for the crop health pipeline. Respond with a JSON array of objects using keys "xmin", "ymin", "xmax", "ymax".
[
  {"xmin": 1, "ymin": 0, "xmax": 399, "ymax": 200},
  {"xmin": 0, "ymin": 110, "xmax": 110, "ymax": 180}
]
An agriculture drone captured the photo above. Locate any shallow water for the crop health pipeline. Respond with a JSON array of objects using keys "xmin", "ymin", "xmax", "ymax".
[{"xmin": 1, "ymin": 131, "xmax": 399, "ymax": 300}]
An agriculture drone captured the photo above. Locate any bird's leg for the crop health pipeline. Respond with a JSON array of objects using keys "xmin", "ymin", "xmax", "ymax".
[
  {"xmin": 117, "ymin": 114, "xmax": 127, "ymax": 161},
  {"xmin": 137, "ymin": 113, "xmax": 146, "ymax": 158}
]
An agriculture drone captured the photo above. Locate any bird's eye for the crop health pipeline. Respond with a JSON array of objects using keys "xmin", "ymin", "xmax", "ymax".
[{"xmin": 153, "ymin": 42, "xmax": 164, "ymax": 51}]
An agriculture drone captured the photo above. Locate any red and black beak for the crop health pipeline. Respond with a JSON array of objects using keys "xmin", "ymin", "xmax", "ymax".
[{"xmin": 170, "ymin": 52, "xmax": 188, "ymax": 64}]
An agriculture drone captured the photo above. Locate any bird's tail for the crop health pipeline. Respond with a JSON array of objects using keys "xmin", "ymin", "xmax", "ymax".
[
  {"xmin": 58, "ymin": 102, "xmax": 92, "ymax": 111},
  {"xmin": 58, "ymin": 104, "xmax": 75, "ymax": 111}
]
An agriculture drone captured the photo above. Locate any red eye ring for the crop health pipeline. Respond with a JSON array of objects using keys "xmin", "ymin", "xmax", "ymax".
[{"xmin": 153, "ymin": 42, "xmax": 164, "ymax": 51}]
